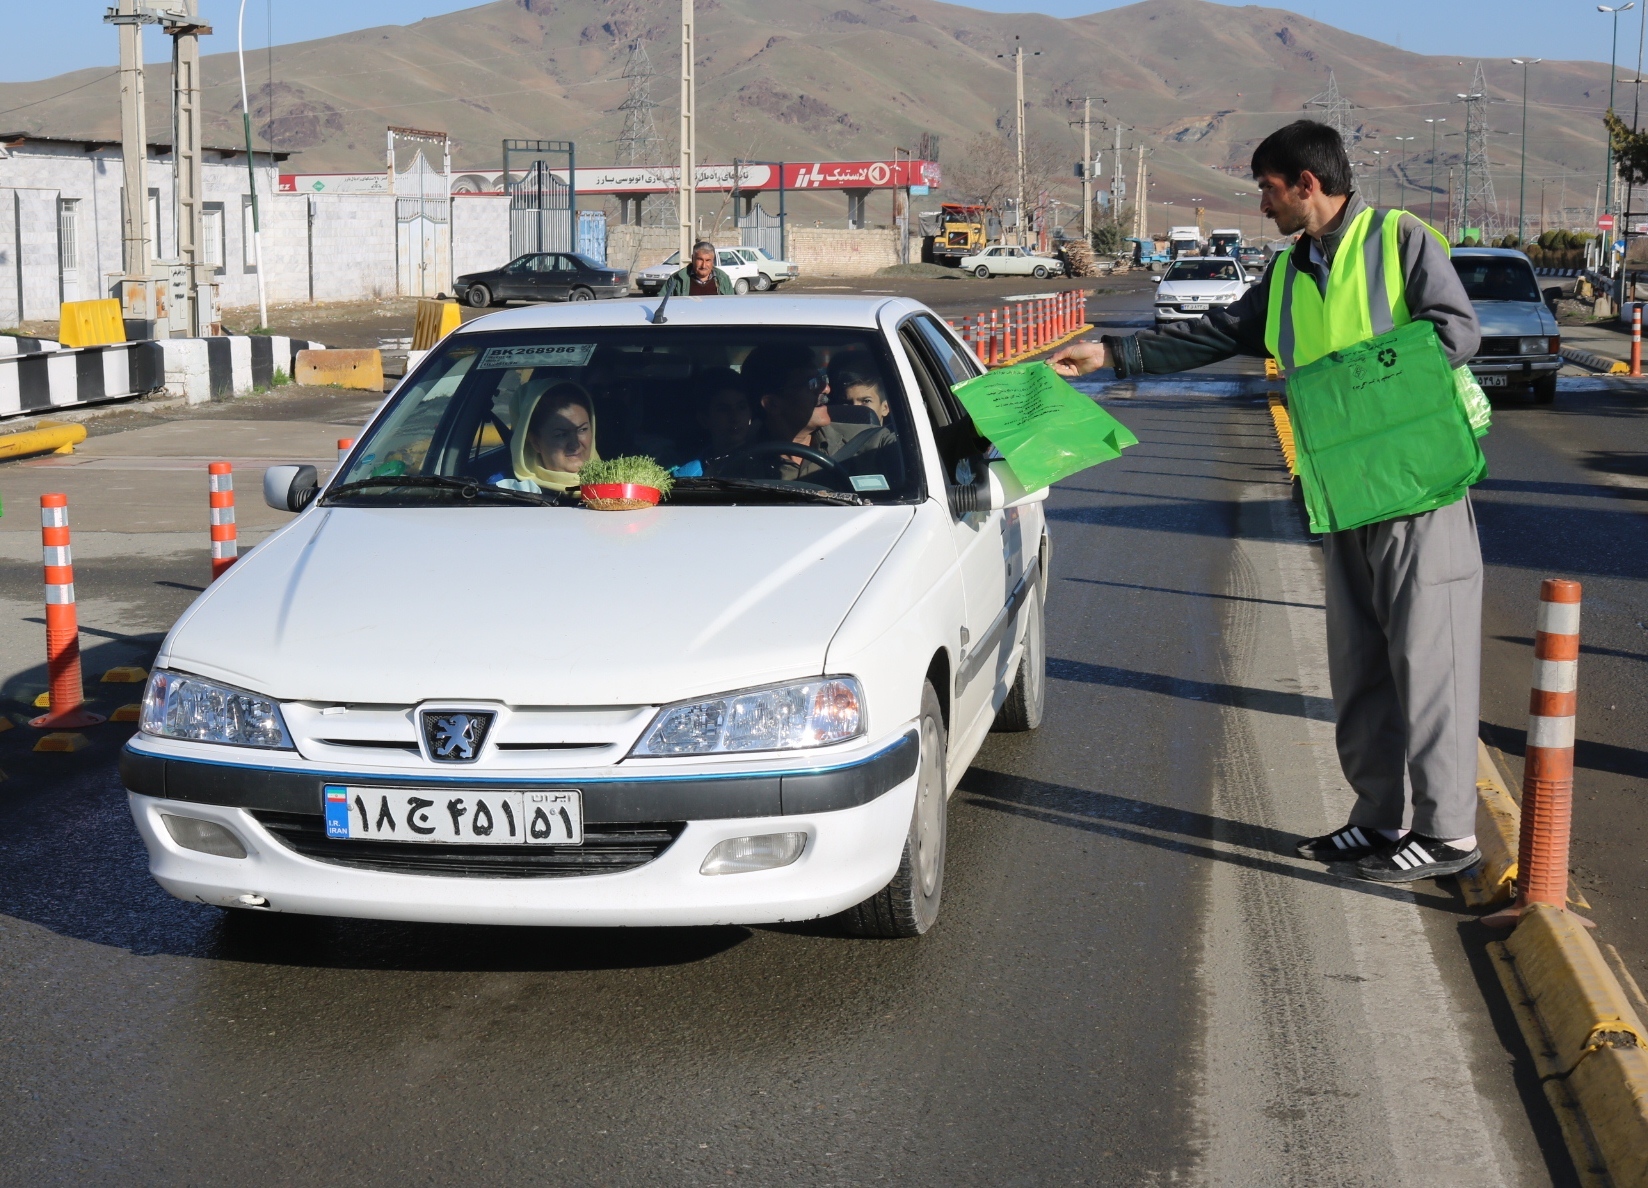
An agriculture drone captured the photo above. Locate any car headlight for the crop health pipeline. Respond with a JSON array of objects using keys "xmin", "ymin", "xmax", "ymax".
[
  {"xmin": 140, "ymin": 669, "xmax": 293, "ymax": 749},
  {"xmin": 633, "ymin": 678, "xmax": 865, "ymax": 756},
  {"xmin": 1518, "ymin": 336, "xmax": 1549, "ymax": 355}
]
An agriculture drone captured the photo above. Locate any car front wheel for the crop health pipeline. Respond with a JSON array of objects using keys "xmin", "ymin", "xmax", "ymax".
[
  {"xmin": 1032, "ymin": 265, "xmax": 1049, "ymax": 279},
  {"xmin": 974, "ymin": 266, "xmax": 991, "ymax": 279},
  {"xmin": 841, "ymin": 681, "xmax": 947, "ymax": 938},
  {"xmin": 733, "ymin": 277, "xmax": 751, "ymax": 295},
  {"xmin": 992, "ymin": 584, "xmax": 1045, "ymax": 732},
  {"xmin": 1533, "ymin": 373, "xmax": 1557, "ymax": 404},
  {"xmin": 754, "ymin": 274, "xmax": 773, "ymax": 291},
  {"xmin": 466, "ymin": 285, "xmax": 492, "ymax": 308}
]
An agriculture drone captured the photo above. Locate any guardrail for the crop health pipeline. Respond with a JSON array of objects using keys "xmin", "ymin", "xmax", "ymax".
[
  {"xmin": 945, "ymin": 289, "xmax": 1091, "ymax": 368},
  {"xmin": 0, "ymin": 341, "xmax": 164, "ymax": 419}
]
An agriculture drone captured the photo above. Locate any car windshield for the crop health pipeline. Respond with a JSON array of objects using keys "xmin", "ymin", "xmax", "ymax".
[
  {"xmin": 1165, "ymin": 260, "xmax": 1240, "ymax": 282},
  {"xmin": 328, "ymin": 326, "xmax": 922, "ymax": 507},
  {"xmin": 1451, "ymin": 257, "xmax": 1542, "ymax": 303}
]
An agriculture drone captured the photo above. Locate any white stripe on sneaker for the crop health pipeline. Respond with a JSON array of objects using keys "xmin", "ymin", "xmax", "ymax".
[{"xmin": 1349, "ymin": 826, "xmax": 1368, "ymax": 848}]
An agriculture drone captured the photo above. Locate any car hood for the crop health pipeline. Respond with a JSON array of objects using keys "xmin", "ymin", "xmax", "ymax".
[
  {"xmin": 162, "ymin": 504, "xmax": 915, "ymax": 707},
  {"xmin": 1471, "ymin": 300, "xmax": 1557, "ymax": 337}
]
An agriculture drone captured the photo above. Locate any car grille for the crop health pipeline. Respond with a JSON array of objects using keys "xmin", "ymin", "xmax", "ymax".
[
  {"xmin": 1477, "ymin": 336, "xmax": 1523, "ymax": 357},
  {"xmin": 250, "ymin": 811, "xmax": 685, "ymax": 879}
]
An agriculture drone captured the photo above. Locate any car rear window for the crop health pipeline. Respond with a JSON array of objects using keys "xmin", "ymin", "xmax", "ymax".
[
  {"xmin": 329, "ymin": 327, "xmax": 922, "ymax": 508},
  {"xmin": 1451, "ymin": 257, "xmax": 1541, "ymax": 303}
]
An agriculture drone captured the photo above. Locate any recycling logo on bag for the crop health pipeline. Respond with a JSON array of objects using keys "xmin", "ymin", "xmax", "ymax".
[{"xmin": 1378, "ymin": 347, "xmax": 1398, "ymax": 368}]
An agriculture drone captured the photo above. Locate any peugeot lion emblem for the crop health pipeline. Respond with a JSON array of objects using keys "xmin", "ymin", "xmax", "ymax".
[{"xmin": 421, "ymin": 710, "xmax": 494, "ymax": 763}]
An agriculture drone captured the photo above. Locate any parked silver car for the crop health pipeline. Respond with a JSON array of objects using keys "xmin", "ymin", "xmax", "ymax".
[{"xmin": 1450, "ymin": 247, "xmax": 1560, "ymax": 404}]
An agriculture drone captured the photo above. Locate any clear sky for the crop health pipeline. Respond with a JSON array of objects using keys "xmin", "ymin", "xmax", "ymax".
[{"xmin": 0, "ymin": 0, "xmax": 1624, "ymax": 83}]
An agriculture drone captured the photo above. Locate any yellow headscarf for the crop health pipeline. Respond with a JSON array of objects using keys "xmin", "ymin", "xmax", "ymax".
[{"xmin": 509, "ymin": 378, "xmax": 600, "ymax": 492}]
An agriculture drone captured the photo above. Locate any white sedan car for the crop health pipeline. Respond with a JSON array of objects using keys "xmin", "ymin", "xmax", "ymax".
[
  {"xmin": 635, "ymin": 248, "xmax": 765, "ymax": 295},
  {"xmin": 123, "ymin": 295, "xmax": 1050, "ymax": 938},
  {"xmin": 1152, "ymin": 256, "xmax": 1252, "ymax": 324},
  {"xmin": 958, "ymin": 245, "xmax": 1066, "ymax": 280}
]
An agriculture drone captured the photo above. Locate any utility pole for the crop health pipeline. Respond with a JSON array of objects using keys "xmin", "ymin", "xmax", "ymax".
[
  {"xmin": 1068, "ymin": 96, "xmax": 1103, "ymax": 239},
  {"xmin": 170, "ymin": 0, "xmax": 211, "ymax": 335},
  {"xmin": 106, "ymin": 0, "xmax": 156, "ymax": 281},
  {"xmin": 998, "ymin": 37, "xmax": 1039, "ymax": 246},
  {"xmin": 1392, "ymin": 135, "xmax": 1415, "ymax": 205},
  {"xmin": 1133, "ymin": 144, "xmax": 1147, "ymax": 241},
  {"xmin": 1512, "ymin": 58, "xmax": 1542, "ymax": 245},
  {"xmin": 1112, "ymin": 120, "xmax": 1124, "ymax": 226},
  {"xmin": 678, "ymin": 0, "xmax": 696, "ymax": 262},
  {"xmin": 1425, "ymin": 117, "xmax": 1445, "ymax": 226}
]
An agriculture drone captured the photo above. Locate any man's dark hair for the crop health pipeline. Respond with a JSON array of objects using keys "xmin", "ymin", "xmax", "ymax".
[
  {"xmin": 1250, "ymin": 120, "xmax": 1352, "ymax": 196},
  {"xmin": 741, "ymin": 344, "xmax": 815, "ymax": 399}
]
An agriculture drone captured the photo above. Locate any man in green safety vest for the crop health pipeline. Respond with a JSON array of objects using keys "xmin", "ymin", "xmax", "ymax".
[{"xmin": 1051, "ymin": 120, "xmax": 1485, "ymax": 884}]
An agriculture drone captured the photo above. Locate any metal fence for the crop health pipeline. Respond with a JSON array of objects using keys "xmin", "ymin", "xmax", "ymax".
[
  {"xmin": 509, "ymin": 161, "xmax": 573, "ymax": 258},
  {"xmin": 740, "ymin": 202, "xmax": 785, "ymax": 260}
]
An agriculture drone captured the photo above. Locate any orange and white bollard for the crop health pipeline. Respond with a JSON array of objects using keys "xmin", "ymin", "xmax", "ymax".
[
  {"xmin": 989, "ymin": 309, "xmax": 1000, "ymax": 366},
  {"xmin": 1632, "ymin": 304, "xmax": 1642, "ymax": 377},
  {"xmin": 337, "ymin": 437, "xmax": 354, "ymax": 463},
  {"xmin": 1485, "ymin": 579, "xmax": 1585, "ymax": 928},
  {"xmin": 31, "ymin": 494, "xmax": 104, "ymax": 730},
  {"xmin": 208, "ymin": 462, "xmax": 237, "ymax": 581}
]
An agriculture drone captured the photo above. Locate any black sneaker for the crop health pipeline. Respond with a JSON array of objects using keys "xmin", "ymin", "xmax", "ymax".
[
  {"xmin": 1295, "ymin": 824, "xmax": 1389, "ymax": 862},
  {"xmin": 1356, "ymin": 835, "xmax": 1482, "ymax": 883}
]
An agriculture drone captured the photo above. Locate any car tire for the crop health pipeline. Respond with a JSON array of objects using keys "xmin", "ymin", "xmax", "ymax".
[
  {"xmin": 733, "ymin": 277, "xmax": 751, "ymax": 295},
  {"xmin": 992, "ymin": 583, "xmax": 1045, "ymax": 733},
  {"xmin": 974, "ymin": 266, "xmax": 991, "ymax": 279},
  {"xmin": 466, "ymin": 285, "xmax": 492, "ymax": 308},
  {"xmin": 840, "ymin": 681, "xmax": 947, "ymax": 938},
  {"xmin": 754, "ymin": 274, "xmax": 773, "ymax": 292},
  {"xmin": 1032, "ymin": 265, "xmax": 1049, "ymax": 279},
  {"xmin": 569, "ymin": 286, "xmax": 595, "ymax": 302},
  {"xmin": 1533, "ymin": 373, "xmax": 1557, "ymax": 404}
]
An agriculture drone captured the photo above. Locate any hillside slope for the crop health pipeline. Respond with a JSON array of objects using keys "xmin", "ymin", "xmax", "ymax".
[{"xmin": 0, "ymin": 0, "xmax": 1613, "ymax": 230}]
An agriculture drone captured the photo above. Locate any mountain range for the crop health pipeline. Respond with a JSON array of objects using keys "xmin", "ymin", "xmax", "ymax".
[{"xmin": 0, "ymin": 0, "xmax": 1617, "ymax": 232}]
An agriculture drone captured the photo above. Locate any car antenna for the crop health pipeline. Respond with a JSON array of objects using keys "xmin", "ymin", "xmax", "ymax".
[{"xmin": 650, "ymin": 276, "xmax": 674, "ymax": 324}]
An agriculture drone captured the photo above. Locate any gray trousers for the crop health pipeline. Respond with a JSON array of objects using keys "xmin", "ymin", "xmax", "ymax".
[{"xmin": 1320, "ymin": 495, "xmax": 1483, "ymax": 840}]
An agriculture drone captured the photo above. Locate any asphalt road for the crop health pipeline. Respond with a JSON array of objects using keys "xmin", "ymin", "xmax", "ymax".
[{"xmin": 2, "ymin": 277, "xmax": 1632, "ymax": 1185}]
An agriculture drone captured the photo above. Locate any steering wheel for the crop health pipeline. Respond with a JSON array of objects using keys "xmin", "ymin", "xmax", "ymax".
[{"xmin": 715, "ymin": 441, "xmax": 856, "ymax": 492}]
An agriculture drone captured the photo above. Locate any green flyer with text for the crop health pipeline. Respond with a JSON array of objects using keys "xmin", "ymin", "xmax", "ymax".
[{"xmin": 951, "ymin": 362, "xmax": 1138, "ymax": 492}]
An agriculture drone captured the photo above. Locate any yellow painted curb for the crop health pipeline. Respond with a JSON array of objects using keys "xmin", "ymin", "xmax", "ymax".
[
  {"xmin": 1611, "ymin": 360, "xmax": 1631, "ymax": 376},
  {"xmin": 111, "ymin": 704, "xmax": 142, "ymax": 723},
  {"xmin": 987, "ymin": 320, "xmax": 1092, "ymax": 369},
  {"xmin": 1506, "ymin": 904, "xmax": 1648, "ymax": 1073},
  {"xmin": 100, "ymin": 666, "xmax": 149, "ymax": 684},
  {"xmin": 33, "ymin": 732, "xmax": 88, "ymax": 753},
  {"xmin": 1461, "ymin": 741, "xmax": 1521, "ymax": 907},
  {"xmin": 33, "ymin": 691, "xmax": 50, "ymax": 708},
  {"xmin": 1264, "ymin": 356, "xmax": 1281, "ymax": 379},
  {"xmin": 1568, "ymin": 1046, "xmax": 1648, "ymax": 1188},
  {"xmin": 295, "ymin": 348, "xmax": 384, "ymax": 391}
]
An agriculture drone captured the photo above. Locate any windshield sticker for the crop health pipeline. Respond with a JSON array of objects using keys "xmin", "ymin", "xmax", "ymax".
[
  {"xmin": 477, "ymin": 344, "xmax": 597, "ymax": 370},
  {"xmin": 850, "ymin": 474, "xmax": 890, "ymax": 492}
]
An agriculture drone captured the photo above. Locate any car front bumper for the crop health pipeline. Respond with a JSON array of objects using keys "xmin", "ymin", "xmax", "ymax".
[
  {"xmin": 1467, "ymin": 355, "xmax": 1562, "ymax": 383},
  {"xmin": 121, "ymin": 732, "xmax": 917, "ymax": 927}
]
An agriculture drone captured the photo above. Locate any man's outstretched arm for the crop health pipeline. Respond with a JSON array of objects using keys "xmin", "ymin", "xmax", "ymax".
[{"xmin": 1051, "ymin": 267, "xmax": 1276, "ymax": 378}]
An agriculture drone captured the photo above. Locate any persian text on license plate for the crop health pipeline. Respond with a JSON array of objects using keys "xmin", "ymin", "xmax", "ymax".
[
  {"xmin": 324, "ymin": 786, "xmax": 582, "ymax": 845},
  {"xmin": 1478, "ymin": 374, "xmax": 1509, "ymax": 387},
  {"xmin": 1180, "ymin": 302, "xmax": 1209, "ymax": 311}
]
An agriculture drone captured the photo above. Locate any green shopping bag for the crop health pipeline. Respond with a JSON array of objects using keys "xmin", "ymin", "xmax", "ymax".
[
  {"xmin": 1285, "ymin": 318, "xmax": 1486, "ymax": 534},
  {"xmin": 951, "ymin": 362, "xmax": 1138, "ymax": 491}
]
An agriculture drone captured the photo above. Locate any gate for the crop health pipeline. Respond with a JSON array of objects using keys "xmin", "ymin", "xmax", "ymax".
[
  {"xmin": 391, "ymin": 141, "xmax": 452, "ymax": 298},
  {"xmin": 577, "ymin": 209, "xmax": 608, "ymax": 264},
  {"xmin": 509, "ymin": 161, "xmax": 573, "ymax": 258},
  {"xmin": 740, "ymin": 202, "xmax": 785, "ymax": 260}
]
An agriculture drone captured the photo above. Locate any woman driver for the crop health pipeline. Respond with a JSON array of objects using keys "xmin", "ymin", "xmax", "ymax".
[{"xmin": 495, "ymin": 380, "xmax": 599, "ymax": 493}]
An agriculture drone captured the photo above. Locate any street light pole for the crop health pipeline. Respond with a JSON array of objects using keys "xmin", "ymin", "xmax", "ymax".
[
  {"xmin": 1068, "ymin": 96, "xmax": 1103, "ymax": 240},
  {"xmin": 1392, "ymin": 136, "xmax": 1415, "ymax": 205},
  {"xmin": 1425, "ymin": 118, "xmax": 1445, "ymax": 225},
  {"xmin": 1369, "ymin": 149, "xmax": 1388, "ymax": 205},
  {"xmin": 1601, "ymin": 5, "xmax": 1635, "ymax": 219},
  {"xmin": 998, "ymin": 38, "xmax": 1040, "ymax": 246},
  {"xmin": 236, "ymin": 0, "xmax": 268, "ymax": 330},
  {"xmin": 1512, "ymin": 58, "xmax": 1543, "ymax": 245}
]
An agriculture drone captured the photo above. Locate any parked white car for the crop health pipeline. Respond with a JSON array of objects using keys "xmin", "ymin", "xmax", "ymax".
[
  {"xmin": 958, "ymin": 245, "xmax": 1066, "ymax": 280},
  {"xmin": 634, "ymin": 248, "xmax": 765, "ymax": 295},
  {"xmin": 735, "ymin": 245, "xmax": 801, "ymax": 290},
  {"xmin": 1152, "ymin": 256, "xmax": 1252, "ymax": 324},
  {"xmin": 124, "ymin": 296, "xmax": 1049, "ymax": 938}
]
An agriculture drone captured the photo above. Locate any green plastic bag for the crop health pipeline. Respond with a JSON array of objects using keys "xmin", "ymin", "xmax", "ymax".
[
  {"xmin": 1286, "ymin": 319, "xmax": 1486, "ymax": 534},
  {"xmin": 951, "ymin": 362, "xmax": 1138, "ymax": 492},
  {"xmin": 1454, "ymin": 365, "xmax": 1492, "ymax": 437}
]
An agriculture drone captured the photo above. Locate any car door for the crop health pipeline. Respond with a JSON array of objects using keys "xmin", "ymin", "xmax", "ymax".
[
  {"xmin": 896, "ymin": 313, "xmax": 1027, "ymax": 749},
  {"xmin": 540, "ymin": 254, "xmax": 578, "ymax": 300},
  {"xmin": 717, "ymin": 250, "xmax": 747, "ymax": 287},
  {"xmin": 493, "ymin": 256, "xmax": 532, "ymax": 300}
]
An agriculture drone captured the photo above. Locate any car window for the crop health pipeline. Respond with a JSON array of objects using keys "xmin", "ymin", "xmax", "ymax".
[
  {"xmin": 898, "ymin": 326, "xmax": 954, "ymax": 431},
  {"xmin": 1451, "ymin": 257, "xmax": 1542, "ymax": 303},
  {"xmin": 909, "ymin": 314, "xmax": 978, "ymax": 388},
  {"xmin": 737, "ymin": 249, "xmax": 758, "ymax": 262},
  {"xmin": 332, "ymin": 327, "xmax": 921, "ymax": 506},
  {"xmin": 1164, "ymin": 259, "xmax": 1240, "ymax": 281},
  {"xmin": 719, "ymin": 252, "xmax": 740, "ymax": 267}
]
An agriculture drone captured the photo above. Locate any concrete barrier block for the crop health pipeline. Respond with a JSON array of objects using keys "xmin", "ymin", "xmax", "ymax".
[
  {"xmin": 296, "ymin": 348, "xmax": 383, "ymax": 391},
  {"xmin": 158, "ymin": 339, "xmax": 211, "ymax": 404},
  {"xmin": 1505, "ymin": 904, "xmax": 1648, "ymax": 1075},
  {"xmin": 1567, "ymin": 1044, "xmax": 1648, "ymax": 1188}
]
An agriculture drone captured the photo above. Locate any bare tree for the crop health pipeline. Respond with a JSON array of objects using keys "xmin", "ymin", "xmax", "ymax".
[{"xmin": 948, "ymin": 130, "xmax": 1063, "ymax": 216}]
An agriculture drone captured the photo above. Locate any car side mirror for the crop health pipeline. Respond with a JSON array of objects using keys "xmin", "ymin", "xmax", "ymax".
[
  {"xmin": 947, "ymin": 458, "xmax": 1048, "ymax": 514},
  {"xmin": 264, "ymin": 464, "xmax": 320, "ymax": 512},
  {"xmin": 1151, "ymin": 275, "xmax": 1162, "ymax": 283}
]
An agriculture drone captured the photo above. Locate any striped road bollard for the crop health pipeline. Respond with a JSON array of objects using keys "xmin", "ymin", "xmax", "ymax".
[
  {"xmin": 1485, "ymin": 579, "xmax": 1587, "ymax": 928},
  {"xmin": 337, "ymin": 438, "xmax": 354, "ymax": 464},
  {"xmin": 1633, "ymin": 303, "xmax": 1642, "ymax": 378},
  {"xmin": 209, "ymin": 462, "xmax": 238, "ymax": 581},
  {"xmin": 31, "ymin": 494, "xmax": 105, "ymax": 730}
]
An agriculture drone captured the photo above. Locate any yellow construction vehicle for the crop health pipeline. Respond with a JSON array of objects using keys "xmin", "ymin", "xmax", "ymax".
[{"xmin": 922, "ymin": 203, "xmax": 990, "ymax": 268}]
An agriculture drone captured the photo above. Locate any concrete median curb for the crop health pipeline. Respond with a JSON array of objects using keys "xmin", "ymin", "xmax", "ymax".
[{"xmin": 1562, "ymin": 346, "xmax": 1632, "ymax": 376}]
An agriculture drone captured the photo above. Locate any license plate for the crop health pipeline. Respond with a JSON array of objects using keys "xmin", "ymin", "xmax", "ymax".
[
  {"xmin": 324, "ymin": 786, "xmax": 582, "ymax": 845},
  {"xmin": 1180, "ymin": 302, "xmax": 1209, "ymax": 311},
  {"xmin": 1479, "ymin": 374, "xmax": 1508, "ymax": 387}
]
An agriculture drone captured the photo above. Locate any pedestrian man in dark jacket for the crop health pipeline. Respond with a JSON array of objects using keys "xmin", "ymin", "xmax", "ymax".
[
  {"xmin": 664, "ymin": 241, "xmax": 735, "ymax": 296},
  {"xmin": 1051, "ymin": 120, "xmax": 1485, "ymax": 883}
]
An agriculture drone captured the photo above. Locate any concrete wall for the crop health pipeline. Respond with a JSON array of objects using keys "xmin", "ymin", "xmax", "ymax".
[
  {"xmin": 787, "ymin": 227, "xmax": 902, "ymax": 277},
  {"xmin": 605, "ymin": 226, "xmax": 741, "ymax": 275}
]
